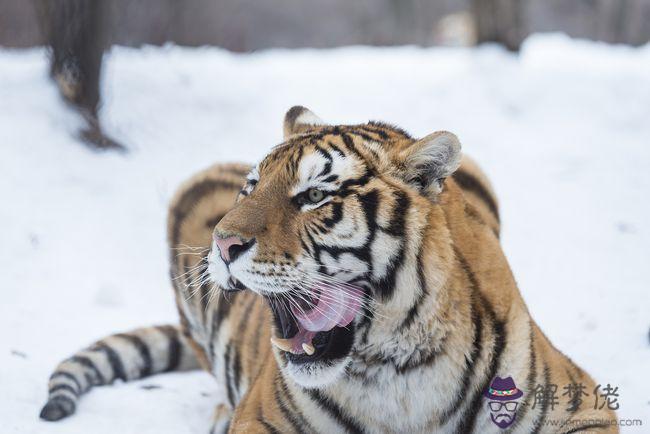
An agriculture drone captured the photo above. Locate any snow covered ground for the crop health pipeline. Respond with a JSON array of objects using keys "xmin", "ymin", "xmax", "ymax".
[{"xmin": 1, "ymin": 34, "xmax": 649, "ymax": 433}]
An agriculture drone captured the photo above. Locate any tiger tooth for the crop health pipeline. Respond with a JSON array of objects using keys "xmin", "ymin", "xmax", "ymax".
[
  {"xmin": 270, "ymin": 336, "xmax": 293, "ymax": 353},
  {"xmin": 302, "ymin": 343, "xmax": 315, "ymax": 355}
]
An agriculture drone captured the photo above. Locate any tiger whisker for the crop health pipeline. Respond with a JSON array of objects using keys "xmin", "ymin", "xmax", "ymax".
[
  {"xmin": 288, "ymin": 274, "xmax": 370, "ymax": 305},
  {"xmin": 188, "ymin": 272, "xmax": 212, "ymax": 297},
  {"xmin": 292, "ymin": 272, "xmax": 387, "ymax": 321},
  {"xmin": 262, "ymin": 279, "xmax": 338, "ymax": 324},
  {"xmin": 292, "ymin": 272, "xmax": 371, "ymax": 302},
  {"xmin": 258, "ymin": 277, "xmax": 342, "ymax": 325},
  {"xmin": 175, "ymin": 251, "xmax": 210, "ymax": 258},
  {"xmin": 184, "ymin": 270, "xmax": 213, "ymax": 302},
  {"xmin": 287, "ymin": 275, "xmax": 381, "ymax": 322},
  {"xmin": 298, "ymin": 258, "xmax": 368, "ymax": 273},
  {"xmin": 173, "ymin": 259, "xmax": 209, "ymax": 281},
  {"xmin": 186, "ymin": 266, "xmax": 211, "ymax": 289},
  {"xmin": 285, "ymin": 287, "xmax": 342, "ymax": 325},
  {"xmin": 172, "ymin": 244, "xmax": 211, "ymax": 252}
]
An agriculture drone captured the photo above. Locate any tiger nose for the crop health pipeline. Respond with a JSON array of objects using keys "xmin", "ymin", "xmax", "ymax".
[{"xmin": 213, "ymin": 234, "xmax": 255, "ymax": 264}]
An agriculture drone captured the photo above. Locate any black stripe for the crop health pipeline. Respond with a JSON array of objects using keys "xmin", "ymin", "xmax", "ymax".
[
  {"xmin": 299, "ymin": 232, "xmax": 315, "ymax": 258},
  {"xmin": 228, "ymin": 295, "xmax": 257, "ymax": 402},
  {"xmin": 341, "ymin": 133, "xmax": 366, "ymax": 161},
  {"xmin": 274, "ymin": 391, "xmax": 302, "ymax": 434},
  {"xmin": 464, "ymin": 201, "xmax": 499, "ymax": 238},
  {"xmin": 353, "ymin": 127, "xmax": 384, "ymax": 142},
  {"xmin": 199, "ymin": 281, "xmax": 212, "ymax": 313},
  {"xmin": 307, "ymin": 389, "xmax": 364, "ymax": 434},
  {"xmin": 205, "ymin": 213, "xmax": 226, "ymax": 229},
  {"xmin": 351, "ymin": 130, "xmax": 378, "ymax": 144},
  {"xmin": 564, "ymin": 368, "xmax": 580, "ymax": 413},
  {"xmin": 304, "ymin": 227, "xmax": 322, "ymax": 262},
  {"xmin": 234, "ymin": 294, "xmax": 259, "ymax": 366},
  {"xmin": 259, "ymin": 419, "xmax": 282, "ymax": 434},
  {"xmin": 232, "ymin": 349, "xmax": 241, "ymax": 402},
  {"xmin": 464, "ymin": 202, "xmax": 486, "ymax": 225},
  {"xmin": 181, "ymin": 256, "xmax": 192, "ymax": 297},
  {"xmin": 349, "ymin": 131, "xmax": 382, "ymax": 162},
  {"xmin": 115, "ymin": 333, "xmax": 153, "ymax": 377},
  {"xmin": 237, "ymin": 293, "xmax": 259, "ymax": 335},
  {"xmin": 337, "ymin": 169, "xmax": 372, "ymax": 196},
  {"xmin": 156, "ymin": 325, "xmax": 182, "ymax": 372},
  {"xmin": 399, "ymin": 244, "xmax": 428, "ymax": 330},
  {"xmin": 273, "ymin": 376, "xmax": 307, "ymax": 434},
  {"xmin": 351, "ymin": 169, "xmax": 373, "ymax": 192},
  {"xmin": 393, "ymin": 339, "xmax": 445, "ymax": 374},
  {"xmin": 362, "ymin": 123, "xmax": 392, "ymax": 139},
  {"xmin": 209, "ymin": 291, "xmax": 237, "ymax": 359},
  {"xmin": 457, "ymin": 312, "xmax": 505, "ymax": 433},
  {"xmin": 50, "ymin": 371, "xmax": 82, "ymax": 393},
  {"xmin": 506, "ymin": 321, "xmax": 538, "ymax": 433},
  {"xmin": 454, "ymin": 247, "xmax": 507, "ymax": 434},
  {"xmin": 291, "ymin": 146, "xmax": 304, "ymax": 177},
  {"xmin": 530, "ymin": 363, "xmax": 551, "ymax": 434},
  {"xmin": 439, "ymin": 295, "xmax": 483, "ymax": 426},
  {"xmin": 385, "ymin": 190, "xmax": 410, "ymax": 236},
  {"xmin": 190, "ymin": 256, "xmax": 209, "ymax": 314},
  {"xmin": 326, "ymin": 141, "xmax": 346, "ymax": 158},
  {"xmin": 92, "ymin": 342, "xmax": 127, "ymax": 382},
  {"xmin": 371, "ymin": 190, "xmax": 410, "ymax": 300},
  {"xmin": 322, "ymin": 201, "xmax": 343, "ymax": 228},
  {"xmin": 170, "ymin": 179, "xmax": 243, "ymax": 257},
  {"xmin": 224, "ymin": 344, "xmax": 236, "ymax": 407},
  {"xmin": 452, "ymin": 170, "xmax": 500, "ymax": 221},
  {"xmin": 69, "ymin": 355, "xmax": 105, "ymax": 384},
  {"xmin": 48, "ymin": 383, "xmax": 78, "ymax": 397},
  {"xmin": 315, "ymin": 145, "xmax": 333, "ymax": 177},
  {"xmin": 256, "ymin": 403, "xmax": 283, "ymax": 434},
  {"xmin": 282, "ymin": 382, "xmax": 313, "ymax": 433},
  {"xmin": 250, "ymin": 301, "xmax": 265, "ymax": 359}
]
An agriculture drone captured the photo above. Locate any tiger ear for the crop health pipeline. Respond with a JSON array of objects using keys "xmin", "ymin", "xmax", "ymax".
[
  {"xmin": 283, "ymin": 106, "xmax": 327, "ymax": 139},
  {"xmin": 397, "ymin": 131, "xmax": 462, "ymax": 195}
]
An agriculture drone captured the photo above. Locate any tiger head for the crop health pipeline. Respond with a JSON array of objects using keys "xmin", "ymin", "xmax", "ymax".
[{"xmin": 209, "ymin": 106, "xmax": 461, "ymax": 388}]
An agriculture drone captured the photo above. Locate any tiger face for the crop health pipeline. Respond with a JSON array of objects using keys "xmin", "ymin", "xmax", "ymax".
[{"xmin": 208, "ymin": 106, "xmax": 461, "ymax": 388}]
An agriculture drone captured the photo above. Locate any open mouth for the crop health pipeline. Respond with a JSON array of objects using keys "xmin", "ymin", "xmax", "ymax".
[{"xmin": 267, "ymin": 284, "xmax": 364, "ymax": 364}]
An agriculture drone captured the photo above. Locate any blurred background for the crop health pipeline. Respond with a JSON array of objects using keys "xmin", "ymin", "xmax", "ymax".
[
  {"xmin": 2, "ymin": 0, "xmax": 650, "ymax": 147},
  {"xmin": 1, "ymin": 1, "xmax": 649, "ymax": 433},
  {"xmin": 5, "ymin": 0, "xmax": 650, "ymax": 50}
]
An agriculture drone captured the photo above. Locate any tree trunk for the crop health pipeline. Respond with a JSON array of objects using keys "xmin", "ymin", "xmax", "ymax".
[
  {"xmin": 34, "ymin": 0, "xmax": 124, "ymax": 151},
  {"xmin": 471, "ymin": 0, "xmax": 524, "ymax": 51}
]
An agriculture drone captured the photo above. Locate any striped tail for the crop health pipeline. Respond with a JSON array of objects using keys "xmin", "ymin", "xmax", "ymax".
[{"xmin": 39, "ymin": 324, "xmax": 200, "ymax": 422}]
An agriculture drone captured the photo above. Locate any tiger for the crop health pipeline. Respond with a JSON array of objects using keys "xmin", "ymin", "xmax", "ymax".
[{"xmin": 40, "ymin": 106, "xmax": 618, "ymax": 433}]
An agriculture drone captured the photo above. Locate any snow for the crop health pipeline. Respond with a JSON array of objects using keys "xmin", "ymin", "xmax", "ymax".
[{"xmin": 1, "ymin": 33, "xmax": 649, "ymax": 433}]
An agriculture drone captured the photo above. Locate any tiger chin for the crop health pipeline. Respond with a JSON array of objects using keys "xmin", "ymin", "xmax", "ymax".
[{"xmin": 40, "ymin": 106, "xmax": 618, "ymax": 433}]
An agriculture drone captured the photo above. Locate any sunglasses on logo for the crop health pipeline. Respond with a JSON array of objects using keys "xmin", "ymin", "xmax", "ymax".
[{"xmin": 489, "ymin": 401, "xmax": 519, "ymax": 412}]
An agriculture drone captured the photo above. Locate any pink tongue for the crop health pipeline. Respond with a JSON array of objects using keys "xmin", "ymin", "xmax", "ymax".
[{"xmin": 291, "ymin": 284, "xmax": 363, "ymax": 333}]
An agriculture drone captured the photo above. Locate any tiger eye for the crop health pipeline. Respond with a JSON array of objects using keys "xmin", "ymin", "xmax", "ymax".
[{"xmin": 307, "ymin": 188, "xmax": 325, "ymax": 203}]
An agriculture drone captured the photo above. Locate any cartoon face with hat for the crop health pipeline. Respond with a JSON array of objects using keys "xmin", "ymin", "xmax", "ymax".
[{"xmin": 484, "ymin": 376, "xmax": 523, "ymax": 429}]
